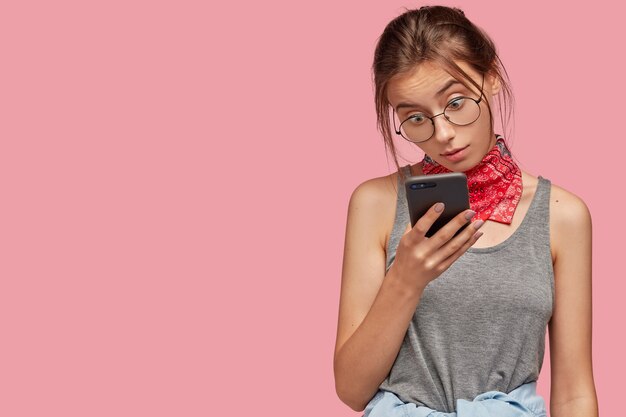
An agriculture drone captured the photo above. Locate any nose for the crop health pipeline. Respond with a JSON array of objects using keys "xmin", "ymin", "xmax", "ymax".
[{"xmin": 431, "ymin": 113, "xmax": 455, "ymax": 142}]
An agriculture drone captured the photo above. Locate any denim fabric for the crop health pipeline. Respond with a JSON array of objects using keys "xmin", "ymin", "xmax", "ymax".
[{"xmin": 363, "ymin": 381, "xmax": 546, "ymax": 417}]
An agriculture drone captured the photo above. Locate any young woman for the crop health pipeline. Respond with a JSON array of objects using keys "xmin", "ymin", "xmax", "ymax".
[{"xmin": 333, "ymin": 6, "xmax": 598, "ymax": 417}]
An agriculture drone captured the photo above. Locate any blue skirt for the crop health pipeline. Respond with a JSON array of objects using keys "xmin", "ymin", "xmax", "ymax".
[{"xmin": 363, "ymin": 381, "xmax": 547, "ymax": 417}]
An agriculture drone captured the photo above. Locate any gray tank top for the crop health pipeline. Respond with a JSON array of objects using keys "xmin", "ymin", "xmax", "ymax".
[{"xmin": 378, "ymin": 165, "xmax": 555, "ymax": 413}]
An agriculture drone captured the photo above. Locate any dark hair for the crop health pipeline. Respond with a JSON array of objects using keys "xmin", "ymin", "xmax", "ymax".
[{"xmin": 372, "ymin": 5, "xmax": 514, "ymax": 177}]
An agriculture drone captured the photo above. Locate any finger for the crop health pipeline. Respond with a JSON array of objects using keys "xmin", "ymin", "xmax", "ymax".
[
  {"xmin": 403, "ymin": 221, "xmax": 411, "ymax": 236},
  {"xmin": 428, "ymin": 208, "xmax": 476, "ymax": 248},
  {"xmin": 427, "ymin": 216, "xmax": 484, "ymax": 264},
  {"xmin": 410, "ymin": 202, "xmax": 445, "ymax": 238},
  {"xmin": 436, "ymin": 227, "xmax": 484, "ymax": 272}
]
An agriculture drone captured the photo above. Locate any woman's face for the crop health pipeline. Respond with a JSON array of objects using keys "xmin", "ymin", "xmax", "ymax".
[{"xmin": 386, "ymin": 61, "xmax": 501, "ymax": 172}]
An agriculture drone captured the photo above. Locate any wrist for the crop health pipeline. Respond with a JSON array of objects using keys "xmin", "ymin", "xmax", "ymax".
[{"xmin": 384, "ymin": 265, "xmax": 426, "ymax": 300}]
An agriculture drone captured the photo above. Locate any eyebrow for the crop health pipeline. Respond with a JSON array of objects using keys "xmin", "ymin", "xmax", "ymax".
[{"xmin": 395, "ymin": 79, "xmax": 462, "ymax": 111}]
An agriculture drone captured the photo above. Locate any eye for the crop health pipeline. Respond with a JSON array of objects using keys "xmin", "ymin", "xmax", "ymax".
[
  {"xmin": 446, "ymin": 97, "xmax": 466, "ymax": 111},
  {"xmin": 406, "ymin": 113, "xmax": 428, "ymax": 125}
]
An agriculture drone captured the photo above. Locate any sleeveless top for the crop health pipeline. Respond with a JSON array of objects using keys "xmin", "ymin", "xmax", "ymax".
[{"xmin": 378, "ymin": 165, "xmax": 555, "ymax": 413}]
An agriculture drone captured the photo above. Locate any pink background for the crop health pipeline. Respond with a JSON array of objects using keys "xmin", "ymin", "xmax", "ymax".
[{"xmin": 1, "ymin": 0, "xmax": 623, "ymax": 415}]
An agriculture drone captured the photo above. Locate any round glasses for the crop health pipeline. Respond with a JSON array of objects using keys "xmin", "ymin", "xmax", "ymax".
[{"xmin": 394, "ymin": 83, "xmax": 484, "ymax": 144}]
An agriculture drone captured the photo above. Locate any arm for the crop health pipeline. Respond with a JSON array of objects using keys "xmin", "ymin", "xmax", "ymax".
[
  {"xmin": 333, "ymin": 177, "xmax": 482, "ymax": 411},
  {"xmin": 548, "ymin": 187, "xmax": 598, "ymax": 417},
  {"xmin": 333, "ymin": 179, "xmax": 423, "ymax": 412}
]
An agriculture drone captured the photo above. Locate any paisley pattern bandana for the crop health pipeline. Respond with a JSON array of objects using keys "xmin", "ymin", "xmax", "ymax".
[{"xmin": 421, "ymin": 135, "xmax": 523, "ymax": 224}]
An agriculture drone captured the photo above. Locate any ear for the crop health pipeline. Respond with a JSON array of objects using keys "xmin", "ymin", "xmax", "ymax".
[{"xmin": 487, "ymin": 71, "xmax": 502, "ymax": 96}]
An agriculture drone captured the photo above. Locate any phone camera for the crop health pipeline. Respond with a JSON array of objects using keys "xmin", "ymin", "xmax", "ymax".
[{"xmin": 410, "ymin": 182, "xmax": 436, "ymax": 190}]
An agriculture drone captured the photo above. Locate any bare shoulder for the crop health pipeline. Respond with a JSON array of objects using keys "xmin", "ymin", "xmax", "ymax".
[
  {"xmin": 349, "ymin": 171, "xmax": 399, "ymax": 205},
  {"xmin": 347, "ymin": 171, "xmax": 400, "ymax": 249},
  {"xmin": 547, "ymin": 181, "xmax": 593, "ymax": 262},
  {"xmin": 548, "ymin": 182, "xmax": 592, "ymax": 229}
]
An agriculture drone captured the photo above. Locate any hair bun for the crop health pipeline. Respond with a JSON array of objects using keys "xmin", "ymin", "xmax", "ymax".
[
  {"xmin": 418, "ymin": 5, "xmax": 466, "ymax": 17},
  {"xmin": 453, "ymin": 7, "xmax": 465, "ymax": 16}
]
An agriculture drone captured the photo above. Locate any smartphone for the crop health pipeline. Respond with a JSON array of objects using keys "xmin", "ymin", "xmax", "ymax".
[{"xmin": 405, "ymin": 172, "xmax": 470, "ymax": 238}]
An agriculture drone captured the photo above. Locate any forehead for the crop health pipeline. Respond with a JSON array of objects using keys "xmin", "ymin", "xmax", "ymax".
[{"xmin": 387, "ymin": 61, "xmax": 478, "ymax": 108}]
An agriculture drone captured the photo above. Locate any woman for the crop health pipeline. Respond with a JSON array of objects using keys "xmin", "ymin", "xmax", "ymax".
[{"xmin": 333, "ymin": 6, "xmax": 598, "ymax": 417}]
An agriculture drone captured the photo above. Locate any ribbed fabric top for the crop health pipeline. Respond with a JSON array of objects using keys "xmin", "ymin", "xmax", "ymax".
[{"xmin": 378, "ymin": 165, "xmax": 555, "ymax": 413}]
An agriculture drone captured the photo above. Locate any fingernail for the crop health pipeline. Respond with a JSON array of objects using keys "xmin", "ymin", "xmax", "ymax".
[
  {"xmin": 474, "ymin": 231, "xmax": 484, "ymax": 239},
  {"xmin": 464, "ymin": 210, "xmax": 476, "ymax": 220},
  {"xmin": 434, "ymin": 202, "xmax": 444, "ymax": 213},
  {"xmin": 473, "ymin": 220, "xmax": 484, "ymax": 229}
]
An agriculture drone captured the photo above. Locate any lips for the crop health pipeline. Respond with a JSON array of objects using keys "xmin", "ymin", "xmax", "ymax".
[
  {"xmin": 441, "ymin": 145, "xmax": 468, "ymax": 156},
  {"xmin": 440, "ymin": 145, "xmax": 469, "ymax": 162}
]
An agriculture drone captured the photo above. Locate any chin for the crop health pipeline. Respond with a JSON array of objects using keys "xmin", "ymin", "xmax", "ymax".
[{"xmin": 437, "ymin": 159, "xmax": 472, "ymax": 173}]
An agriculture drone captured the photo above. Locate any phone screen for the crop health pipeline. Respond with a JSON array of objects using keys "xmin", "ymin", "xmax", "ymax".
[{"xmin": 405, "ymin": 172, "xmax": 470, "ymax": 237}]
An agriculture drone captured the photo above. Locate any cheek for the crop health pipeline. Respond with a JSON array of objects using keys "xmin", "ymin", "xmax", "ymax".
[
  {"xmin": 480, "ymin": 101, "xmax": 495, "ymax": 125},
  {"xmin": 418, "ymin": 144, "xmax": 448, "ymax": 164},
  {"xmin": 414, "ymin": 142, "xmax": 435, "ymax": 155}
]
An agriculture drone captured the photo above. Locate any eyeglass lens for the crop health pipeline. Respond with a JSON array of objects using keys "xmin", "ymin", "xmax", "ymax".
[{"xmin": 398, "ymin": 97, "xmax": 481, "ymax": 143}]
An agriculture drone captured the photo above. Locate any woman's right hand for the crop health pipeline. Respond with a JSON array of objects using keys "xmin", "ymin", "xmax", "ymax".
[{"xmin": 389, "ymin": 202, "xmax": 485, "ymax": 291}]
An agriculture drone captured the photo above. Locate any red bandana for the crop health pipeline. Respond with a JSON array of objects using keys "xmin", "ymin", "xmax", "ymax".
[{"xmin": 421, "ymin": 135, "xmax": 523, "ymax": 224}]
